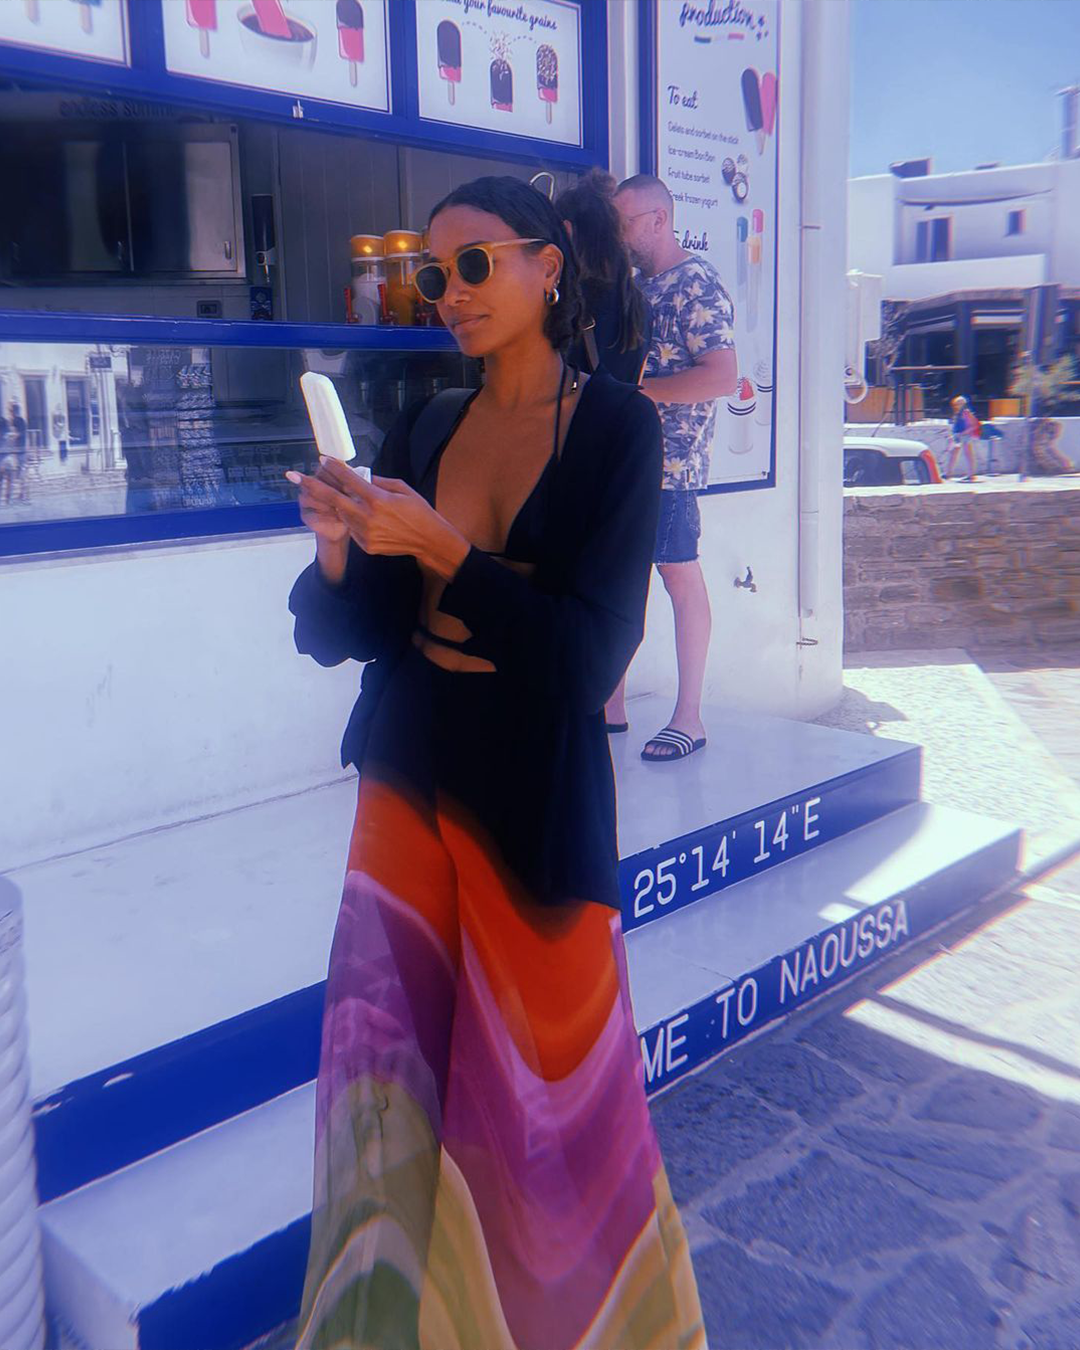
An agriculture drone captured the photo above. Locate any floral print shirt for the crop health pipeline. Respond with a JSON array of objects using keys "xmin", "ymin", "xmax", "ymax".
[{"xmin": 640, "ymin": 256, "xmax": 736, "ymax": 490}]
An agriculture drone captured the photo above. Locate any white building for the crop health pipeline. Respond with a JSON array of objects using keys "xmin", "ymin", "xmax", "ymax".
[{"xmin": 847, "ymin": 89, "xmax": 1080, "ymax": 418}]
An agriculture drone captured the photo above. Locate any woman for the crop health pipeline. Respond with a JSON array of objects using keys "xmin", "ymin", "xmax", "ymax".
[
  {"xmin": 286, "ymin": 176, "xmax": 704, "ymax": 1350},
  {"xmin": 555, "ymin": 167, "xmax": 652, "ymax": 387},
  {"xmin": 942, "ymin": 394, "xmax": 980, "ymax": 481}
]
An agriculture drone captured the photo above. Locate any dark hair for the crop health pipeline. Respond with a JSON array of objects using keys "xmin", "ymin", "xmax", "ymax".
[
  {"xmin": 556, "ymin": 168, "xmax": 648, "ymax": 353},
  {"xmin": 428, "ymin": 175, "xmax": 585, "ymax": 353}
]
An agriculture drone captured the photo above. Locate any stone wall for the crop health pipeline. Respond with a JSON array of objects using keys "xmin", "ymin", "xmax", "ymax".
[{"xmin": 844, "ymin": 484, "xmax": 1080, "ymax": 651}]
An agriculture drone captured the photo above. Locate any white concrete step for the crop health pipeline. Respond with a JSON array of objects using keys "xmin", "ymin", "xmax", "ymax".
[
  {"xmin": 38, "ymin": 799, "xmax": 1020, "ymax": 1350},
  {"xmin": 42, "ymin": 1085, "xmax": 314, "ymax": 1350},
  {"xmin": 627, "ymin": 799, "xmax": 1022, "ymax": 1093},
  {"xmin": 19, "ymin": 709, "xmax": 920, "ymax": 1205}
]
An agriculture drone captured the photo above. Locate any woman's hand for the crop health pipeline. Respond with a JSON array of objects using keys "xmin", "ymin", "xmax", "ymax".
[
  {"xmin": 288, "ymin": 460, "xmax": 350, "ymax": 546},
  {"xmin": 286, "ymin": 460, "xmax": 470, "ymax": 581}
]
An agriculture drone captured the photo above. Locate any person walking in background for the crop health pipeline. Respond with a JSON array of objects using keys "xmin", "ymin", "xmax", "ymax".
[
  {"xmin": 942, "ymin": 394, "xmax": 981, "ymax": 482},
  {"xmin": 554, "ymin": 168, "xmax": 652, "ymax": 389},
  {"xmin": 609, "ymin": 174, "xmax": 738, "ymax": 762},
  {"xmin": 286, "ymin": 175, "xmax": 703, "ymax": 1350},
  {"xmin": 0, "ymin": 407, "xmax": 13, "ymax": 507},
  {"xmin": 6, "ymin": 402, "xmax": 29, "ymax": 503}
]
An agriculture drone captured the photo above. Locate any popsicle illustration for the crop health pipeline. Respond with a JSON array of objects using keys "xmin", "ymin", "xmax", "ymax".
[
  {"xmin": 490, "ymin": 58, "xmax": 513, "ymax": 113},
  {"xmin": 537, "ymin": 45, "xmax": 558, "ymax": 124},
  {"xmin": 186, "ymin": 0, "xmax": 217, "ymax": 58},
  {"xmin": 252, "ymin": 0, "xmax": 292, "ymax": 39},
  {"xmin": 760, "ymin": 71, "xmax": 778, "ymax": 138},
  {"xmin": 741, "ymin": 68, "xmax": 766, "ymax": 156},
  {"xmin": 71, "ymin": 0, "xmax": 101, "ymax": 34},
  {"xmin": 24, "ymin": 0, "xmax": 41, "ymax": 22},
  {"xmin": 747, "ymin": 233, "xmax": 762, "ymax": 332},
  {"xmin": 735, "ymin": 216, "xmax": 748, "ymax": 319},
  {"xmin": 299, "ymin": 372, "xmax": 370, "ymax": 477},
  {"xmin": 437, "ymin": 21, "xmax": 462, "ymax": 105},
  {"xmin": 337, "ymin": 0, "xmax": 364, "ymax": 85},
  {"xmin": 728, "ymin": 376, "xmax": 756, "ymax": 456}
]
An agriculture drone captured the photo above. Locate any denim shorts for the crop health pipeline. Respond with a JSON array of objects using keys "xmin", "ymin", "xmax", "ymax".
[{"xmin": 654, "ymin": 488, "xmax": 701, "ymax": 565}]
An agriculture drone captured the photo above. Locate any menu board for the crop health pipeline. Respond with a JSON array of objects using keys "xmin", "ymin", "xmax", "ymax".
[
  {"xmin": 0, "ymin": 0, "xmax": 130, "ymax": 66},
  {"xmin": 163, "ymin": 0, "xmax": 390, "ymax": 113},
  {"xmin": 655, "ymin": 0, "xmax": 780, "ymax": 488},
  {"xmin": 416, "ymin": 0, "xmax": 582, "ymax": 148}
]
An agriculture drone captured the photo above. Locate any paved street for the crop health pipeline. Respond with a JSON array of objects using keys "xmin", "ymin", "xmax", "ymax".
[
  {"xmin": 649, "ymin": 644, "xmax": 1080, "ymax": 1350},
  {"xmin": 653, "ymin": 881, "xmax": 1080, "ymax": 1350}
]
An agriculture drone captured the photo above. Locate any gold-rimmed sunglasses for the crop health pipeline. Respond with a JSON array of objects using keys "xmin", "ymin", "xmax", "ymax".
[{"xmin": 412, "ymin": 238, "xmax": 546, "ymax": 303}]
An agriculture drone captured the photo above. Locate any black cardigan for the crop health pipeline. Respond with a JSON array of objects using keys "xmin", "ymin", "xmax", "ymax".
[{"xmin": 287, "ymin": 370, "xmax": 663, "ymax": 909}]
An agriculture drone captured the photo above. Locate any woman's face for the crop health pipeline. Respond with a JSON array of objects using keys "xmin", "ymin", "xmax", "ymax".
[{"xmin": 426, "ymin": 204, "xmax": 562, "ymax": 358}]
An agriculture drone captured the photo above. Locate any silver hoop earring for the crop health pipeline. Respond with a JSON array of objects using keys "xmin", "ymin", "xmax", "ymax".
[{"xmin": 546, "ymin": 285, "xmax": 560, "ymax": 307}]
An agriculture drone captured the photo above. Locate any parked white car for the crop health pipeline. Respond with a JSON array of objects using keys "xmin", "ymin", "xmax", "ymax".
[{"xmin": 843, "ymin": 435, "xmax": 943, "ymax": 487}]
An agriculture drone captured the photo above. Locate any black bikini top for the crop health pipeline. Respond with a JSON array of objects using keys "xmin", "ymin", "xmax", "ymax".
[{"xmin": 416, "ymin": 363, "xmax": 577, "ymax": 654}]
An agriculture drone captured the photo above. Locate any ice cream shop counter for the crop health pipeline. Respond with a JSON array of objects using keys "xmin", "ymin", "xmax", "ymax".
[{"xmin": 0, "ymin": 0, "xmax": 605, "ymax": 557}]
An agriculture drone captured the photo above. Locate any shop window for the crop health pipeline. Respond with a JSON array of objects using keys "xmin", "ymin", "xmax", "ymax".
[
  {"xmin": 1, "ymin": 340, "xmax": 473, "ymax": 547},
  {"xmin": 1006, "ymin": 209, "xmax": 1025, "ymax": 237}
]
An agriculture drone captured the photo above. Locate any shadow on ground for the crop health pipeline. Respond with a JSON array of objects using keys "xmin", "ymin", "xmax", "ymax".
[{"xmin": 652, "ymin": 883, "xmax": 1080, "ymax": 1350}]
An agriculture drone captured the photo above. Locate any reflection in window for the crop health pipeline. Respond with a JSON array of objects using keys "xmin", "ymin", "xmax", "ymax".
[{"xmin": 0, "ymin": 342, "xmax": 474, "ymax": 532}]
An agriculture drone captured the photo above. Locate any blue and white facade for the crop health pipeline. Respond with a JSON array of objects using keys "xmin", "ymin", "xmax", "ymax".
[{"xmin": 0, "ymin": 5, "xmax": 1029, "ymax": 1348}]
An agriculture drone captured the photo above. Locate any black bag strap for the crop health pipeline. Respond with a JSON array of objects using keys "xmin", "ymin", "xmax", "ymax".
[{"xmin": 408, "ymin": 388, "xmax": 475, "ymax": 488}]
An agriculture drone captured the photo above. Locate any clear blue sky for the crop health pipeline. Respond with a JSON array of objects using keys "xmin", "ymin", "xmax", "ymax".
[{"xmin": 850, "ymin": 0, "xmax": 1080, "ymax": 177}]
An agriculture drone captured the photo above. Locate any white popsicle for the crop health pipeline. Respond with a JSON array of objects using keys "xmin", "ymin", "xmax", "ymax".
[{"xmin": 300, "ymin": 371, "xmax": 371, "ymax": 479}]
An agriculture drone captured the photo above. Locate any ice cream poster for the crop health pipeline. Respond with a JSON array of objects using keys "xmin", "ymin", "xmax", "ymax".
[
  {"xmin": 0, "ymin": 0, "xmax": 130, "ymax": 66},
  {"xmin": 416, "ymin": 0, "xmax": 582, "ymax": 148},
  {"xmin": 654, "ymin": 0, "xmax": 780, "ymax": 489},
  {"xmin": 162, "ymin": 0, "xmax": 390, "ymax": 113}
]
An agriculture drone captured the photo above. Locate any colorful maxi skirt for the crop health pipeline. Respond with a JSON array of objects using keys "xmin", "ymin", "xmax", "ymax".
[{"xmin": 296, "ymin": 650, "xmax": 704, "ymax": 1350}]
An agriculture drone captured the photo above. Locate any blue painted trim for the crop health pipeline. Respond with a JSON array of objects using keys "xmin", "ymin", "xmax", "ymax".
[
  {"xmin": 620, "ymin": 745, "xmax": 922, "ymax": 931},
  {"xmin": 638, "ymin": 0, "xmax": 657, "ymax": 176},
  {"xmin": 640, "ymin": 827, "xmax": 1022, "ymax": 1095},
  {"xmin": 0, "ymin": 0, "xmax": 604, "ymax": 169},
  {"xmin": 0, "ymin": 310, "xmax": 459, "ymax": 350},
  {"xmin": 138, "ymin": 1215, "xmax": 311, "ymax": 1350},
  {"xmin": 33, "ymin": 983, "xmax": 325, "ymax": 1205},
  {"xmin": 0, "ymin": 504, "xmax": 303, "ymax": 559}
]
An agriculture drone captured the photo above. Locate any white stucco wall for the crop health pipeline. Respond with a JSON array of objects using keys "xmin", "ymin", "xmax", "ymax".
[
  {"xmin": 0, "ymin": 532, "xmax": 356, "ymax": 871},
  {"xmin": 847, "ymin": 175, "xmax": 895, "ymax": 277},
  {"xmin": 623, "ymin": 0, "xmax": 847, "ymax": 721}
]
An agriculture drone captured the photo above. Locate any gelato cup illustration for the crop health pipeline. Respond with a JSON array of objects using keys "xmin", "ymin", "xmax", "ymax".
[
  {"xmin": 728, "ymin": 376, "xmax": 756, "ymax": 455},
  {"xmin": 238, "ymin": 4, "xmax": 316, "ymax": 70}
]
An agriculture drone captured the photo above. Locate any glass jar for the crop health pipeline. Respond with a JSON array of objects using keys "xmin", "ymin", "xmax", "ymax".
[
  {"xmin": 349, "ymin": 235, "xmax": 385, "ymax": 327},
  {"xmin": 383, "ymin": 229, "xmax": 423, "ymax": 327}
]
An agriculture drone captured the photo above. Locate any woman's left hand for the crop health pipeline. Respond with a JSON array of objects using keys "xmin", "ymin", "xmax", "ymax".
[{"xmin": 287, "ymin": 459, "xmax": 470, "ymax": 580}]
